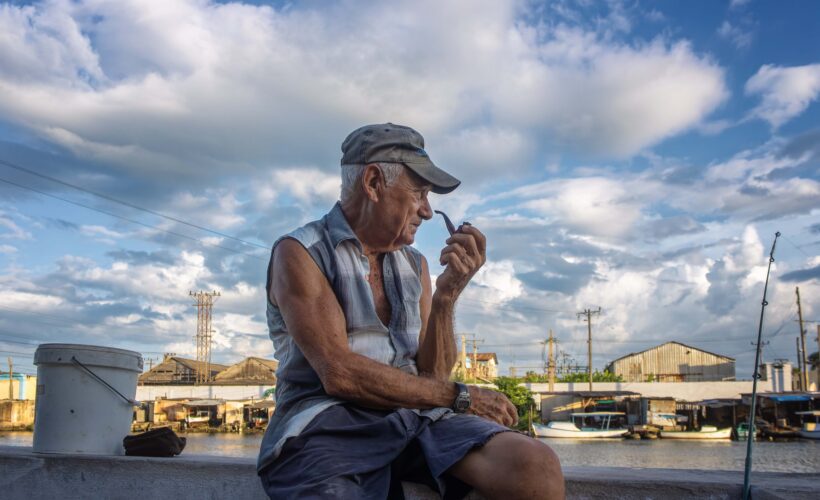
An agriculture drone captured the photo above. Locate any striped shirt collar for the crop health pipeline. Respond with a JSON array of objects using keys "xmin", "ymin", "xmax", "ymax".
[{"xmin": 327, "ymin": 202, "xmax": 363, "ymax": 252}]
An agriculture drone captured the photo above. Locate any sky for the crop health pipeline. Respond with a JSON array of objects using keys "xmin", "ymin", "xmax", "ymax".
[{"xmin": 0, "ymin": 0, "xmax": 818, "ymax": 380}]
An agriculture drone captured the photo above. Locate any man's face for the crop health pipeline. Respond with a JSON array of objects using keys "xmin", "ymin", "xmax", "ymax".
[{"xmin": 379, "ymin": 167, "xmax": 434, "ymax": 248}]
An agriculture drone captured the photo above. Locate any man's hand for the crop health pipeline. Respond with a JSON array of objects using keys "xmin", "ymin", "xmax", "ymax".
[
  {"xmin": 436, "ymin": 225, "xmax": 486, "ymax": 301},
  {"xmin": 467, "ymin": 386, "xmax": 519, "ymax": 427}
]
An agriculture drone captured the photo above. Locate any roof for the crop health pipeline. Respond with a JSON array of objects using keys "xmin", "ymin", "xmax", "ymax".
[
  {"xmin": 247, "ymin": 400, "xmax": 276, "ymax": 409},
  {"xmin": 138, "ymin": 356, "xmax": 230, "ymax": 384},
  {"xmin": 474, "ymin": 353, "xmax": 497, "ymax": 363},
  {"xmin": 607, "ymin": 341, "xmax": 734, "ymax": 365},
  {"xmin": 212, "ymin": 356, "xmax": 278, "ymax": 384},
  {"xmin": 183, "ymin": 399, "xmax": 223, "ymax": 406}
]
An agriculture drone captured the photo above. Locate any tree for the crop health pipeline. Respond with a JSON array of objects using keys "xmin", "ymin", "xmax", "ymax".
[
  {"xmin": 493, "ymin": 376, "xmax": 535, "ymax": 431},
  {"xmin": 557, "ymin": 370, "xmax": 623, "ymax": 383}
]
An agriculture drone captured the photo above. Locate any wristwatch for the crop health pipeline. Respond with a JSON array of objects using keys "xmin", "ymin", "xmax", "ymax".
[{"xmin": 452, "ymin": 382, "xmax": 471, "ymax": 413}]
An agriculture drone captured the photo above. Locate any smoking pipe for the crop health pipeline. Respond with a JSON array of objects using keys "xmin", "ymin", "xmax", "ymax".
[{"xmin": 434, "ymin": 210, "xmax": 471, "ymax": 236}]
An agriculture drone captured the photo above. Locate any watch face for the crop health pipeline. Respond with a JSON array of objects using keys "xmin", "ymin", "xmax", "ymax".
[{"xmin": 456, "ymin": 397, "xmax": 470, "ymax": 412}]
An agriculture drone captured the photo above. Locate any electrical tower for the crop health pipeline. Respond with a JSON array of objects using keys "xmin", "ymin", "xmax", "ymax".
[{"xmin": 190, "ymin": 290, "xmax": 220, "ymax": 384}]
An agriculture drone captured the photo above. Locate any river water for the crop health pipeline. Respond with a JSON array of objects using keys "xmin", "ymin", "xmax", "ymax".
[{"xmin": 2, "ymin": 431, "xmax": 817, "ymax": 473}]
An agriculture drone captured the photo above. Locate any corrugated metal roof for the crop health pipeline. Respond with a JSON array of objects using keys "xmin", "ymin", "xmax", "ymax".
[{"xmin": 608, "ymin": 341, "xmax": 734, "ymax": 364}]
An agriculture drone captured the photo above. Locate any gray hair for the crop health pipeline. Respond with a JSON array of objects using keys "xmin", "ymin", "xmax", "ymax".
[{"xmin": 340, "ymin": 162, "xmax": 405, "ymax": 202}]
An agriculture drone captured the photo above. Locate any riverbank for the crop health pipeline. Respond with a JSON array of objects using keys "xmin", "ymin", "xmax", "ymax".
[
  {"xmin": 0, "ymin": 445, "xmax": 816, "ymax": 499},
  {"xmin": 2, "ymin": 431, "xmax": 818, "ymax": 472}
]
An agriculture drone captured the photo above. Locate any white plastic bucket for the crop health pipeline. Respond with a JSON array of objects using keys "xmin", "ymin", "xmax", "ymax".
[{"xmin": 33, "ymin": 343, "xmax": 143, "ymax": 455}]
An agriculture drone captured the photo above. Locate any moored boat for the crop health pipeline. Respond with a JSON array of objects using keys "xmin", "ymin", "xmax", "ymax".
[
  {"xmin": 532, "ymin": 412, "xmax": 629, "ymax": 439},
  {"xmin": 661, "ymin": 425, "xmax": 731, "ymax": 440},
  {"xmin": 795, "ymin": 411, "xmax": 820, "ymax": 440}
]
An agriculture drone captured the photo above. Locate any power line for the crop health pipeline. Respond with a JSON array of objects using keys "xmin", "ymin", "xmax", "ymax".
[
  {"xmin": 0, "ymin": 176, "xmax": 267, "ymax": 261},
  {"xmin": 0, "ymin": 158, "xmax": 269, "ymax": 250},
  {"xmin": 457, "ymin": 297, "xmax": 576, "ymax": 315},
  {"xmin": 0, "ymin": 349, "xmax": 36, "ymax": 356},
  {"xmin": 781, "ymin": 233, "xmax": 812, "ymax": 259},
  {"xmin": 0, "ymin": 305, "xmax": 92, "ymax": 325}
]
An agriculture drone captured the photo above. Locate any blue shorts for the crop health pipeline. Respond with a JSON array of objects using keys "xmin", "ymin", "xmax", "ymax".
[{"xmin": 258, "ymin": 404, "xmax": 511, "ymax": 499}]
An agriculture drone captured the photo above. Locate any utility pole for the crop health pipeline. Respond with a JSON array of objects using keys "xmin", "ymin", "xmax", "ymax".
[
  {"xmin": 578, "ymin": 307, "xmax": 602, "ymax": 391},
  {"xmin": 795, "ymin": 338, "xmax": 803, "ymax": 391},
  {"xmin": 548, "ymin": 330, "xmax": 555, "ymax": 392},
  {"xmin": 469, "ymin": 336, "xmax": 484, "ymax": 381},
  {"xmin": 816, "ymin": 324, "xmax": 820, "ymax": 391},
  {"xmin": 7, "ymin": 357, "xmax": 13, "ymax": 400},
  {"xmin": 814, "ymin": 323, "xmax": 820, "ymax": 390},
  {"xmin": 460, "ymin": 335, "xmax": 467, "ymax": 380},
  {"xmin": 190, "ymin": 290, "xmax": 220, "ymax": 385},
  {"xmin": 796, "ymin": 287, "xmax": 809, "ymax": 391}
]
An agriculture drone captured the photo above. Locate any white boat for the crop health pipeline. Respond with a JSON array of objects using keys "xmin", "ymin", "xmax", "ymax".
[
  {"xmin": 532, "ymin": 412, "xmax": 629, "ymax": 439},
  {"xmin": 661, "ymin": 425, "xmax": 731, "ymax": 440},
  {"xmin": 795, "ymin": 411, "xmax": 820, "ymax": 440},
  {"xmin": 186, "ymin": 410, "xmax": 211, "ymax": 425}
]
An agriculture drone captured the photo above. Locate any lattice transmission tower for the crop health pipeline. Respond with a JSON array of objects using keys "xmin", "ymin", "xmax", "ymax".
[{"xmin": 190, "ymin": 290, "xmax": 220, "ymax": 384}]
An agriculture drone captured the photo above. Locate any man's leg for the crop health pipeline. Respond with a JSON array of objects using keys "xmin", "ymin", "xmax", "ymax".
[{"xmin": 447, "ymin": 432, "xmax": 565, "ymax": 500}]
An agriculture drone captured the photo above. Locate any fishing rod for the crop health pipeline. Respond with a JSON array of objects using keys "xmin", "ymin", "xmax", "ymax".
[{"xmin": 742, "ymin": 231, "xmax": 780, "ymax": 500}]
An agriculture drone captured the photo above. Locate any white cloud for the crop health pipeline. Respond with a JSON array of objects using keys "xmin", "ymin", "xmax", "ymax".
[
  {"xmin": 0, "ymin": 244, "xmax": 17, "ymax": 254},
  {"xmin": 745, "ymin": 64, "xmax": 820, "ymax": 128},
  {"xmin": 514, "ymin": 176, "xmax": 650, "ymax": 238},
  {"xmin": 0, "ymin": 0, "xmax": 729, "ymax": 188},
  {"xmin": 80, "ymin": 224, "xmax": 125, "ymax": 239},
  {"xmin": 0, "ymin": 211, "xmax": 33, "ymax": 240},
  {"xmin": 491, "ymin": 29, "xmax": 728, "ymax": 157},
  {"xmin": 271, "ymin": 168, "xmax": 341, "ymax": 205},
  {"xmin": 717, "ymin": 21, "xmax": 752, "ymax": 49},
  {"xmin": 467, "ymin": 259, "xmax": 524, "ymax": 305}
]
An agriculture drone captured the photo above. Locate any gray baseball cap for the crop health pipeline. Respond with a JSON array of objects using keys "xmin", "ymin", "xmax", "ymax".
[{"xmin": 340, "ymin": 123, "xmax": 461, "ymax": 194}]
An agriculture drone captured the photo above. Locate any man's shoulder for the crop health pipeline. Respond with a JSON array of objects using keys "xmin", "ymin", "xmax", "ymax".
[{"xmin": 275, "ymin": 216, "xmax": 328, "ymax": 251}]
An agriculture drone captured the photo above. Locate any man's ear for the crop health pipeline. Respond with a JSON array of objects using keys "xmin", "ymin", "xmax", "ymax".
[{"xmin": 361, "ymin": 164, "xmax": 383, "ymax": 202}]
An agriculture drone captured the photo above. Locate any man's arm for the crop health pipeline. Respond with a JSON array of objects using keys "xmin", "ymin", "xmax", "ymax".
[
  {"xmin": 416, "ymin": 225, "xmax": 485, "ymax": 380},
  {"xmin": 271, "ymin": 238, "xmax": 517, "ymax": 426},
  {"xmin": 414, "ymin": 256, "xmax": 458, "ymax": 380}
]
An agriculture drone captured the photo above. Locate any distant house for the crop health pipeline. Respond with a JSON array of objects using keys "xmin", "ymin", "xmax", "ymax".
[
  {"xmin": 605, "ymin": 341, "xmax": 735, "ymax": 383},
  {"xmin": 213, "ymin": 357, "xmax": 278, "ymax": 385},
  {"xmin": 473, "ymin": 352, "xmax": 499, "ymax": 380},
  {"xmin": 139, "ymin": 355, "xmax": 229, "ymax": 385}
]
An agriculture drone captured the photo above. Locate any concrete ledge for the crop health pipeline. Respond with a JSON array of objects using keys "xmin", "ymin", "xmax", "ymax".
[{"xmin": 1, "ymin": 446, "xmax": 816, "ymax": 499}]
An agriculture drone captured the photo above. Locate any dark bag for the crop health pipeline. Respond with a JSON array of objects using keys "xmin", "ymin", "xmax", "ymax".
[{"xmin": 123, "ymin": 427, "xmax": 187, "ymax": 457}]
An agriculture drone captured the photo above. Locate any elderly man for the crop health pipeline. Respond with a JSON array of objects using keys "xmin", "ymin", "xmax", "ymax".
[{"xmin": 258, "ymin": 123, "xmax": 564, "ymax": 499}]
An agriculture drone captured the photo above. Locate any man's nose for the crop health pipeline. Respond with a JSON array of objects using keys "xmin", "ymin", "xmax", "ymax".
[{"xmin": 419, "ymin": 196, "xmax": 433, "ymax": 220}]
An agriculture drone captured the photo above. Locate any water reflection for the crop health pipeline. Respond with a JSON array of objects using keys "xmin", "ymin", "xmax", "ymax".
[{"xmin": 2, "ymin": 432, "xmax": 817, "ymax": 473}]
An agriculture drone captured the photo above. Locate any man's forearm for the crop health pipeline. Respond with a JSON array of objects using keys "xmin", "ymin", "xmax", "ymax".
[
  {"xmin": 416, "ymin": 292, "xmax": 458, "ymax": 380},
  {"xmin": 324, "ymin": 349, "xmax": 458, "ymax": 410}
]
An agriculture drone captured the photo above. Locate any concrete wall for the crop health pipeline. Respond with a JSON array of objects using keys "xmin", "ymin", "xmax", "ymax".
[
  {"xmin": 0, "ymin": 446, "xmax": 815, "ymax": 499},
  {"xmin": 525, "ymin": 380, "xmax": 773, "ymax": 402},
  {"xmin": 0, "ymin": 400, "xmax": 35, "ymax": 426},
  {"xmin": 0, "ymin": 375, "xmax": 37, "ymax": 400},
  {"xmin": 136, "ymin": 385, "xmax": 271, "ymax": 401}
]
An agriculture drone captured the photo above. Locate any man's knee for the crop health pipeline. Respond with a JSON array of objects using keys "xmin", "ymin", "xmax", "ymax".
[{"xmin": 510, "ymin": 439, "xmax": 565, "ymax": 498}]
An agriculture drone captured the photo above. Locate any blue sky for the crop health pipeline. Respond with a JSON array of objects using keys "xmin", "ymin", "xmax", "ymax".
[{"xmin": 0, "ymin": 0, "xmax": 818, "ymax": 379}]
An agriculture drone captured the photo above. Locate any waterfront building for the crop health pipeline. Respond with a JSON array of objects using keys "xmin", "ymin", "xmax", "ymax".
[
  {"xmin": 138, "ymin": 355, "xmax": 229, "ymax": 385},
  {"xmin": 212, "ymin": 357, "xmax": 278, "ymax": 386},
  {"xmin": 0, "ymin": 373, "xmax": 37, "ymax": 430},
  {"xmin": 605, "ymin": 341, "xmax": 735, "ymax": 382}
]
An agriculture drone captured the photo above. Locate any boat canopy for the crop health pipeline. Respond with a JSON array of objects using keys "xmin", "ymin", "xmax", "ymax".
[
  {"xmin": 183, "ymin": 399, "xmax": 223, "ymax": 406},
  {"xmin": 571, "ymin": 412, "xmax": 625, "ymax": 416},
  {"xmin": 764, "ymin": 395, "xmax": 811, "ymax": 402}
]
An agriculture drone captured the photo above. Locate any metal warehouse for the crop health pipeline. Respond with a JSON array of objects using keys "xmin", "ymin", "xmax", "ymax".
[{"xmin": 605, "ymin": 341, "xmax": 735, "ymax": 383}]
